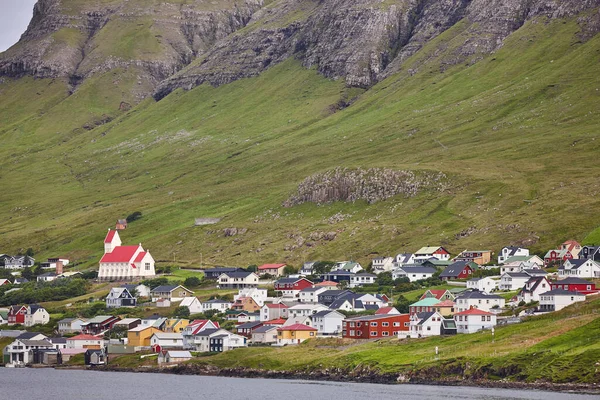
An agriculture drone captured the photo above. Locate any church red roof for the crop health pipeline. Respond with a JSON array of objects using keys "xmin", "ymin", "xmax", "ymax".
[
  {"xmin": 100, "ymin": 246, "xmax": 140, "ymax": 263},
  {"xmin": 104, "ymin": 230, "xmax": 116, "ymax": 243}
]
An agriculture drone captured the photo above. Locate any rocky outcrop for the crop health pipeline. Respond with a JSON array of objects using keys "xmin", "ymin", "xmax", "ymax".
[{"xmin": 155, "ymin": 0, "xmax": 600, "ymax": 99}]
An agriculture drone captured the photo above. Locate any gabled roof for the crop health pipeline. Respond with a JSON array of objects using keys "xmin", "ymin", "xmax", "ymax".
[
  {"xmin": 398, "ymin": 266, "xmax": 437, "ymax": 274},
  {"xmin": 415, "ymin": 246, "xmax": 448, "ymax": 254},
  {"xmin": 151, "ymin": 285, "xmax": 192, "ymax": 293},
  {"xmin": 151, "ymin": 332, "xmax": 183, "ymax": 340},
  {"xmin": 253, "ymin": 325, "xmax": 279, "ymax": 333},
  {"xmin": 456, "ymin": 291, "xmax": 503, "ymax": 300},
  {"xmin": 410, "ymin": 298, "xmax": 440, "ymax": 307},
  {"xmin": 454, "ymin": 308, "xmax": 493, "ymax": 316},
  {"xmin": 263, "ymin": 318, "xmax": 287, "ymax": 325},
  {"xmin": 502, "ymin": 272, "xmax": 531, "ymax": 278},
  {"xmin": 100, "ymin": 245, "xmax": 140, "ymax": 263},
  {"xmin": 353, "ymin": 272, "xmax": 376, "ymax": 278},
  {"xmin": 423, "ymin": 289, "xmax": 452, "ymax": 300},
  {"xmin": 163, "ymin": 350, "xmax": 192, "ymax": 358},
  {"xmin": 82, "ymin": 315, "xmax": 116, "ymax": 324},
  {"xmin": 236, "ymin": 321, "xmax": 263, "ymax": 329},
  {"xmin": 277, "ymin": 323, "xmax": 317, "ymax": 331},
  {"xmin": 104, "ymin": 230, "xmax": 117, "ymax": 243},
  {"xmin": 553, "ymin": 277, "xmax": 593, "ymax": 285},
  {"xmin": 540, "ymin": 289, "xmax": 585, "ymax": 296},
  {"xmin": 134, "ymin": 252, "xmax": 147, "ymax": 263},
  {"xmin": 415, "ymin": 312, "xmax": 436, "ymax": 325},
  {"xmin": 275, "ymin": 277, "xmax": 310, "ymax": 285},
  {"xmin": 69, "ymin": 334, "xmax": 102, "ymax": 341},
  {"xmin": 439, "ymin": 261, "xmax": 475, "ymax": 277},
  {"xmin": 312, "ymin": 310, "xmax": 344, "ymax": 318},
  {"xmin": 203, "ymin": 298, "xmax": 231, "ymax": 304},
  {"xmin": 315, "ymin": 280, "xmax": 338, "ymax": 287},
  {"xmin": 375, "ymin": 306, "xmax": 399, "ymax": 315},
  {"xmin": 222, "ymin": 271, "xmax": 255, "ymax": 278},
  {"xmin": 16, "ymin": 332, "xmax": 45, "ymax": 340},
  {"xmin": 433, "ymin": 300, "xmax": 455, "ymax": 307},
  {"xmin": 264, "ymin": 303, "xmax": 288, "ymax": 309},
  {"xmin": 258, "ymin": 263, "xmax": 286, "ymax": 270}
]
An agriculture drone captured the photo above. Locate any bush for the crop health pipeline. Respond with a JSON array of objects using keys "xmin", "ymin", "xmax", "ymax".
[
  {"xmin": 126, "ymin": 211, "xmax": 142, "ymax": 223},
  {"xmin": 184, "ymin": 276, "xmax": 202, "ymax": 287},
  {"xmin": 141, "ymin": 277, "xmax": 169, "ymax": 289},
  {"xmin": 173, "ymin": 306, "xmax": 190, "ymax": 318}
]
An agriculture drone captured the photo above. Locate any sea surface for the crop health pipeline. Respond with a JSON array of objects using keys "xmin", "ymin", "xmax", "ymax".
[{"xmin": 0, "ymin": 368, "xmax": 596, "ymax": 400}]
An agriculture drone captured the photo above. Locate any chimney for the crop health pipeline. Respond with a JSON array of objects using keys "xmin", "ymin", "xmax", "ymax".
[{"xmin": 56, "ymin": 261, "xmax": 64, "ymax": 275}]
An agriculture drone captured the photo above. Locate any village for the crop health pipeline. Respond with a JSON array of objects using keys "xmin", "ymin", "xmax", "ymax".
[{"xmin": 1, "ymin": 226, "xmax": 599, "ymax": 369}]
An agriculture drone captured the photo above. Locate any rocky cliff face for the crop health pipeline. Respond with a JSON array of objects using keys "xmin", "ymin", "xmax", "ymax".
[
  {"xmin": 2, "ymin": 0, "xmax": 599, "ymax": 101},
  {"xmin": 154, "ymin": 0, "xmax": 600, "ymax": 99},
  {"xmin": 0, "ymin": 0, "xmax": 262, "ymax": 94}
]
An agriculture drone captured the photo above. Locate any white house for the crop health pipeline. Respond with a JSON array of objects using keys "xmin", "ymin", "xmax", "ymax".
[
  {"xmin": 393, "ymin": 253, "xmax": 415, "ymax": 267},
  {"xmin": 409, "ymin": 311, "xmax": 445, "ymax": 338},
  {"xmin": 260, "ymin": 303, "xmax": 289, "ymax": 321},
  {"xmin": 499, "ymin": 272, "xmax": 531, "ymax": 291},
  {"xmin": 180, "ymin": 297, "xmax": 203, "ymax": 314},
  {"xmin": 66, "ymin": 334, "xmax": 105, "ymax": 349},
  {"xmin": 455, "ymin": 291, "xmax": 505, "ymax": 312},
  {"xmin": 251, "ymin": 325, "xmax": 279, "ymax": 344},
  {"xmin": 332, "ymin": 261, "xmax": 363, "ymax": 274},
  {"xmin": 150, "ymin": 332, "xmax": 184, "ymax": 350},
  {"xmin": 299, "ymin": 287, "xmax": 327, "ymax": 303},
  {"xmin": 393, "ymin": 266, "xmax": 437, "ymax": 282},
  {"xmin": 192, "ymin": 328, "xmax": 246, "ymax": 352},
  {"xmin": 287, "ymin": 303, "xmax": 329, "ymax": 319},
  {"xmin": 150, "ymin": 285, "xmax": 194, "ymax": 302},
  {"xmin": 310, "ymin": 310, "xmax": 345, "ymax": 335},
  {"xmin": 466, "ymin": 277, "xmax": 498, "ymax": 293},
  {"xmin": 414, "ymin": 246, "xmax": 451, "ymax": 261},
  {"xmin": 98, "ymin": 229, "xmax": 156, "ymax": 281},
  {"xmin": 201, "ymin": 299, "xmax": 232, "ymax": 313},
  {"xmin": 348, "ymin": 273, "xmax": 376, "ymax": 288},
  {"xmin": 24, "ymin": 305, "xmax": 50, "ymax": 327},
  {"xmin": 299, "ymin": 262, "xmax": 316, "ymax": 276},
  {"xmin": 158, "ymin": 350, "xmax": 192, "ymax": 365},
  {"xmin": 218, "ymin": 271, "xmax": 259, "ymax": 289},
  {"xmin": 518, "ymin": 276, "xmax": 551, "ymax": 303},
  {"xmin": 454, "ymin": 308, "xmax": 497, "ymax": 334},
  {"xmin": 501, "ymin": 255, "xmax": 544, "ymax": 270},
  {"xmin": 57, "ymin": 318, "xmax": 86, "ymax": 334},
  {"xmin": 371, "ymin": 257, "xmax": 394, "ymax": 274},
  {"xmin": 234, "ymin": 288, "xmax": 268, "ymax": 305},
  {"xmin": 498, "ymin": 247, "xmax": 530, "ymax": 264},
  {"xmin": 3, "ymin": 255, "xmax": 35, "ymax": 269},
  {"xmin": 3, "ymin": 338, "xmax": 53, "ymax": 365},
  {"xmin": 539, "ymin": 289, "xmax": 586, "ymax": 312},
  {"xmin": 182, "ymin": 320, "xmax": 220, "ymax": 350},
  {"xmin": 37, "ymin": 273, "xmax": 57, "ymax": 282},
  {"xmin": 559, "ymin": 259, "xmax": 600, "ymax": 278}
]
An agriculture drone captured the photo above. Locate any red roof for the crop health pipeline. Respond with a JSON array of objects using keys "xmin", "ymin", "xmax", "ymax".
[
  {"xmin": 134, "ymin": 252, "xmax": 146, "ymax": 263},
  {"xmin": 100, "ymin": 246, "xmax": 140, "ymax": 263},
  {"xmin": 422, "ymin": 289, "xmax": 449, "ymax": 300},
  {"xmin": 434, "ymin": 300, "xmax": 455, "ymax": 307},
  {"xmin": 278, "ymin": 324, "xmax": 317, "ymax": 331},
  {"xmin": 375, "ymin": 307, "xmax": 397, "ymax": 315},
  {"xmin": 258, "ymin": 263, "xmax": 286, "ymax": 270},
  {"xmin": 315, "ymin": 281, "xmax": 338, "ymax": 287},
  {"xmin": 265, "ymin": 303, "xmax": 288, "ymax": 309},
  {"xmin": 263, "ymin": 318, "xmax": 286, "ymax": 325},
  {"xmin": 69, "ymin": 334, "xmax": 102, "ymax": 341},
  {"xmin": 454, "ymin": 308, "xmax": 493, "ymax": 316},
  {"xmin": 104, "ymin": 230, "xmax": 116, "ymax": 243}
]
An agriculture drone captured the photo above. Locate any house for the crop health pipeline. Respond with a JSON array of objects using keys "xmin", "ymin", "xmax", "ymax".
[
  {"xmin": 299, "ymin": 262, "xmax": 316, "ymax": 276},
  {"xmin": 150, "ymin": 332, "xmax": 184, "ymax": 351},
  {"xmin": 180, "ymin": 297, "xmax": 203, "ymax": 314},
  {"xmin": 314, "ymin": 281, "xmax": 339, "ymax": 290},
  {"xmin": 236, "ymin": 321, "xmax": 263, "ymax": 338},
  {"xmin": 439, "ymin": 261, "xmax": 477, "ymax": 280},
  {"xmin": 122, "ymin": 284, "xmax": 151, "ymax": 298},
  {"xmin": 317, "ymin": 290, "xmax": 352, "ymax": 306},
  {"xmin": 558, "ymin": 259, "xmax": 600, "ymax": 278},
  {"xmin": 502, "ymin": 255, "xmax": 544, "ymax": 269},
  {"xmin": 329, "ymin": 296, "xmax": 368, "ymax": 312},
  {"xmin": 371, "ymin": 257, "xmax": 395, "ymax": 274},
  {"xmin": 150, "ymin": 285, "xmax": 194, "ymax": 302},
  {"xmin": 13, "ymin": 277, "xmax": 29, "ymax": 285},
  {"xmin": 48, "ymin": 337, "xmax": 67, "ymax": 350},
  {"xmin": 332, "ymin": 261, "xmax": 363, "ymax": 274},
  {"xmin": 311, "ymin": 310, "xmax": 345, "ymax": 335},
  {"xmin": 156, "ymin": 298, "xmax": 171, "ymax": 308},
  {"xmin": 181, "ymin": 320, "xmax": 220, "ymax": 349},
  {"xmin": 3, "ymin": 255, "xmax": 35, "ymax": 269},
  {"xmin": 561, "ymin": 240, "xmax": 582, "ymax": 258},
  {"xmin": 40, "ymin": 257, "xmax": 69, "ymax": 270},
  {"xmin": 3, "ymin": 338, "xmax": 53, "ymax": 366},
  {"xmin": 299, "ymin": 287, "xmax": 327, "ymax": 303},
  {"xmin": 37, "ymin": 273, "xmax": 57, "ymax": 282},
  {"xmin": 24, "ymin": 305, "xmax": 50, "ymax": 327},
  {"xmin": 85, "ymin": 349, "xmax": 107, "ymax": 365},
  {"xmin": 342, "ymin": 314, "xmax": 410, "ymax": 339},
  {"xmin": 498, "ymin": 247, "xmax": 529, "ymax": 264},
  {"xmin": 420, "ymin": 289, "xmax": 455, "ymax": 301},
  {"xmin": 409, "ymin": 298, "xmax": 440, "ymax": 316},
  {"xmin": 207, "ymin": 331, "xmax": 247, "ymax": 352},
  {"xmin": 467, "ymin": 277, "xmax": 498, "ymax": 293},
  {"xmin": 394, "ymin": 253, "xmax": 415, "ymax": 266},
  {"xmin": 218, "ymin": 271, "xmax": 260, "ymax": 289},
  {"xmin": 251, "ymin": 325, "xmax": 279, "ymax": 344},
  {"xmin": 274, "ymin": 277, "xmax": 313, "ymax": 298},
  {"xmin": 81, "ymin": 316, "xmax": 120, "ymax": 335},
  {"xmin": 454, "ymin": 308, "xmax": 497, "ymax": 334},
  {"xmin": 260, "ymin": 303, "xmax": 289, "ymax": 321},
  {"xmin": 164, "ymin": 318, "xmax": 190, "ymax": 333},
  {"xmin": 518, "ymin": 277, "xmax": 552, "ymax": 303},
  {"xmin": 236, "ymin": 312, "xmax": 260, "ymax": 325},
  {"xmin": 232, "ymin": 296, "xmax": 261, "ymax": 313},
  {"xmin": 276, "ymin": 324, "xmax": 318, "ymax": 345},
  {"xmin": 66, "ymin": 334, "xmax": 104, "ymax": 349},
  {"xmin": 0, "ymin": 310, "xmax": 8, "ymax": 324},
  {"xmin": 257, "ymin": 263, "xmax": 287, "ymax": 277},
  {"xmin": 499, "ymin": 272, "xmax": 531, "ymax": 291},
  {"xmin": 579, "ymin": 245, "xmax": 600, "ymax": 262},
  {"xmin": 432, "ymin": 300, "xmax": 456, "ymax": 316},
  {"xmin": 106, "ymin": 287, "xmax": 137, "ymax": 308},
  {"xmin": 7, "ymin": 305, "xmax": 27, "ymax": 325},
  {"xmin": 539, "ymin": 289, "xmax": 586, "ymax": 312},
  {"xmin": 393, "ymin": 266, "xmax": 437, "ymax": 282},
  {"xmin": 140, "ymin": 315, "xmax": 168, "ymax": 329},
  {"xmin": 113, "ymin": 318, "xmax": 141, "ymax": 330},
  {"xmin": 550, "ymin": 277, "xmax": 598, "ymax": 295},
  {"xmin": 420, "ymin": 259, "xmax": 452, "ymax": 269},
  {"xmin": 287, "ymin": 303, "xmax": 329, "ymax": 318},
  {"xmin": 158, "ymin": 350, "xmax": 192, "ymax": 365},
  {"xmin": 57, "ymin": 318, "xmax": 86, "ymax": 334},
  {"xmin": 98, "ymin": 229, "xmax": 156, "ymax": 281},
  {"xmin": 201, "ymin": 299, "xmax": 232, "ymax": 313},
  {"xmin": 544, "ymin": 249, "xmax": 573, "ymax": 267},
  {"xmin": 234, "ymin": 287, "xmax": 268, "ymax": 305},
  {"xmin": 204, "ymin": 267, "xmax": 244, "ymax": 280},
  {"xmin": 375, "ymin": 306, "xmax": 400, "ymax": 315},
  {"xmin": 453, "ymin": 250, "xmax": 492, "ymax": 265},
  {"xmin": 0, "ymin": 279, "xmax": 11, "ymax": 286},
  {"xmin": 321, "ymin": 270, "xmax": 355, "ymax": 283},
  {"xmin": 455, "ymin": 291, "xmax": 505, "ymax": 312},
  {"xmin": 115, "ymin": 219, "xmax": 128, "ymax": 230},
  {"xmin": 348, "ymin": 272, "xmax": 376, "ymax": 288},
  {"xmin": 409, "ymin": 311, "xmax": 449, "ymax": 338},
  {"xmin": 414, "ymin": 246, "xmax": 451, "ymax": 261},
  {"xmin": 127, "ymin": 326, "xmax": 161, "ymax": 347}
]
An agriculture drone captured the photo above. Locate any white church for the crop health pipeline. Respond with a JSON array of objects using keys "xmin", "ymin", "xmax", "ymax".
[{"xmin": 98, "ymin": 229, "xmax": 156, "ymax": 281}]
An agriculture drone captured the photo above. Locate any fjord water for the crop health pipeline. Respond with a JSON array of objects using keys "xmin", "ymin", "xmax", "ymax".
[{"xmin": 1, "ymin": 369, "xmax": 595, "ymax": 400}]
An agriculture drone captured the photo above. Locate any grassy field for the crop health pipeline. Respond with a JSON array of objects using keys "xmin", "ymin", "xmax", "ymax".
[{"xmin": 1, "ymin": 14, "xmax": 600, "ymax": 272}]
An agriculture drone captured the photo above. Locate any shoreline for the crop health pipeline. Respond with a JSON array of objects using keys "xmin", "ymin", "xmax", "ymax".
[{"xmin": 75, "ymin": 364, "xmax": 600, "ymax": 395}]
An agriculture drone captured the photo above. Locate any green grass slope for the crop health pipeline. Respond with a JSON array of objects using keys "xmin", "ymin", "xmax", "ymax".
[{"xmin": 1, "ymin": 16, "xmax": 600, "ymax": 268}]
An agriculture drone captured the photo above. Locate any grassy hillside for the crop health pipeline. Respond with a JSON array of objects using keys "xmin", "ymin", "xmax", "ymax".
[{"xmin": 1, "ymin": 16, "xmax": 600, "ymax": 268}]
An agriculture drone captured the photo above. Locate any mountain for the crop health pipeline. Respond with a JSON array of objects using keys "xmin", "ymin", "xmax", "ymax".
[{"xmin": 1, "ymin": 0, "xmax": 600, "ymax": 268}]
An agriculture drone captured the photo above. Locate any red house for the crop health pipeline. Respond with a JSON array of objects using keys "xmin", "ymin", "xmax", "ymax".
[
  {"xmin": 274, "ymin": 277, "xmax": 313, "ymax": 292},
  {"xmin": 81, "ymin": 316, "xmax": 120, "ymax": 335},
  {"xmin": 439, "ymin": 261, "xmax": 476, "ymax": 281},
  {"xmin": 544, "ymin": 249, "xmax": 573, "ymax": 267},
  {"xmin": 550, "ymin": 277, "xmax": 598, "ymax": 295},
  {"xmin": 8, "ymin": 305, "xmax": 27, "ymax": 325},
  {"xmin": 342, "ymin": 314, "xmax": 410, "ymax": 339}
]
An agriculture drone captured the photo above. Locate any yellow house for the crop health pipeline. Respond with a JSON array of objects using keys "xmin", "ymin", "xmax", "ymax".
[
  {"xmin": 128, "ymin": 326, "xmax": 161, "ymax": 347},
  {"xmin": 276, "ymin": 324, "xmax": 317, "ymax": 345},
  {"xmin": 433, "ymin": 300, "xmax": 456, "ymax": 317},
  {"xmin": 165, "ymin": 319, "xmax": 190, "ymax": 333}
]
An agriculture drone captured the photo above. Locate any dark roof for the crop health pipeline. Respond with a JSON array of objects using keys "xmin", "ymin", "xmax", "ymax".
[
  {"xmin": 49, "ymin": 337, "xmax": 67, "ymax": 344},
  {"xmin": 318, "ymin": 290, "xmax": 348, "ymax": 297},
  {"xmin": 415, "ymin": 312, "xmax": 435, "ymax": 325},
  {"xmin": 194, "ymin": 328, "xmax": 220, "ymax": 337},
  {"xmin": 300, "ymin": 287, "xmax": 323, "ymax": 293},
  {"xmin": 151, "ymin": 285, "xmax": 179, "ymax": 292},
  {"xmin": 439, "ymin": 261, "xmax": 472, "ymax": 278},
  {"xmin": 208, "ymin": 267, "xmax": 243, "ymax": 273},
  {"xmin": 17, "ymin": 332, "xmax": 44, "ymax": 340},
  {"xmin": 456, "ymin": 290, "xmax": 503, "ymax": 300},
  {"xmin": 236, "ymin": 321, "xmax": 263, "ymax": 329},
  {"xmin": 553, "ymin": 277, "xmax": 592, "ymax": 285},
  {"xmin": 204, "ymin": 299, "xmax": 230, "ymax": 304},
  {"xmin": 253, "ymin": 325, "xmax": 278, "ymax": 333},
  {"xmin": 503, "ymin": 272, "xmax": 530, "ymax": 278},
  {"xmin": 324, "ymin": 270, "xmax": 355, "ymax": 276},
  {"xmin": 330, "ymin": 298, "xmax": 363, "ymax": 309},
  {"xmin": 354, "ymin": 272, "xmax": 376, "ymax": 277},
  {"xmin": 562, "ymin": 259, "xmax": 591, "ymax": 269},
  {"xmin": 275, "ymin": 278, "xmax": 302, "ymax": 285},
  {"xmin": 312, "ymin": 310, "xmax": 339, "ymax": 318},
  {"xmin": 540, "ymin": 289, "xmax": 585, "ymax": 296},
  {"xmin": 223, "ymin": 271, "xmax": 253, "ymax": 278},
  {"xmin": 523, "ymin": 269, "xmax": 547, "ymax": 275},
  {"xmin": 399, "ymin": 266, "xmax": 437, "ymax": 274},
  {"xmin": 28, "ymin": 304, "xmax": 44, "ymax": 313}
]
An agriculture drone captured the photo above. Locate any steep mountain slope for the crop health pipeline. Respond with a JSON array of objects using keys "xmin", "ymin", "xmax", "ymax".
[{"xmin": 1, "ymin": 0, "xmax": 600, "ymax": 268}]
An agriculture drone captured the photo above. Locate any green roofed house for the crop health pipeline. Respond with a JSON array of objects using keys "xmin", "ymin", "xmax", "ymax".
[
  {"xmin": 0, "ymin": 310, "xmax": 8, "ymax": 325},
  {"xmin": 333, "ymin": 261, "xmax": 363, "ymax": 273},
  {"xmin": 409, "ymin": 297, "xmax": 441, "ymax": 316}
]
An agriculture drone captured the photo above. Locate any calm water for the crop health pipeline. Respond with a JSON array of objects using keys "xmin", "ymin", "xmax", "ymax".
[{"xmin": 0, "ymin": 368, "xmax": 595, "ymax": 400}]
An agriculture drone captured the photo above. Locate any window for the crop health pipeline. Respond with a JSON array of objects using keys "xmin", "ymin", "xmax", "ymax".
[
  {"xmin": 370, "ymin": 322, "xmax": 378, "ymax": 327},
  {"xmin": 404, "ymin": 322, "xmax": 409, "ymax": 327},
  {"xmin": 382, "ymin": 322, "xmax": 389, "ymax": 327},
  {"xmin": 393, "ymin": 322, "xmax": 400, "ymax": 327},
  {"xmin": 481, "ymin": 316, "xmax": 485, "ymax": 322},
  {"xmin": 370, "ymin": 331, "xmax": 378, "ymax": 337},
  {"xmin": 382, "ymin": 331, "xmax": 389, "ymax": 336}
]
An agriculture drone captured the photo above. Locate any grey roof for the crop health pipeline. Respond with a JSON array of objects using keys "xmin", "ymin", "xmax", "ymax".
[
  {"xmin": 312, "ymin": 310, "xmax": 338, "ymax": 318},
  {"xmin": 19, "ymin": 339, "xmax": 53, "ymax": 346},
  {"xmin": 400, "ymin": 266, "xmax": 437, "ymax": 274},
  {"xmin": 456, "ymin": 291, "xmax": 503, "ymax": 300},
  {"xmin": 344, "ymin": 314, "xmax": 402, "ymax": 321},
  {"xmin": 354, "ymin": 272, "xmax": 376, "ymax": 277},
  {"xmin": 236, "ymin": 321, "xmax": 263, "ymax": 329},
  {"xmin": 49, "ymin": 337, "xmax": 67, "ymax": 344},
  {"xmin": 203, "ymin": 298, "xmax": 231, "ymax": 304},
  {"xmin": 324, "ymin": 270, "xmax": 355, "ymax": 276},
  {"xmin": 504, "ymin": 272, "xmax": 531, "ymax": 278},
  {"xmin": 195, "ymin": 328, "xmax": 221, "ymax": 337},
  {"xmin": 223, "ymin": 271, "xmax": 253, "ymax": 278},
  {"xmin": 553, "ymin": 277, "xmax": 592, "ymax": 285},
  {"xmin": 540, "ymin": 289, "xmax": 584, "ymax": 296},
  {"xmin": 439, "ymin": 262, "xmax": 473, "ymax": 278},
  {"xmin": 253, "ymin": 325, "xmax": 278, "ymax": 333},
  {"xmin": 415, "ymin": 312, "xmax": 435, "ymax": 325},
  {"xmin": 442, "ymin": 319, "xmax": 457, "ymax": 329},
  {"xmin": 523, "ymin": 269, "xmax": 547, "ymax": 275},
  {"xmin": 330, "ymin": 298, "xmax": 363, "ymax": 309},
  {"xmin": 17, "ymin": 332, "xmax": 44, "ymax": 340},
  {"xmin": 211, "ymin": 334, "xmax": 229, "ymax": 339},
  {"xmin": 319, "ymin": 290, "xmax": 349, "ymax": 297},
  {"xmin": 300, "ymin": 287, "xmax": 323, "ymax": 293},
  {"xmin": 58, "ymin": 318, "xmax": 75, "ymax": 323},
  {"xmin": 275, "ymin": 278, "xmax": 302, "ymax": 285},
  {"xmin": 151, "ymin": 285, "xmax": 180, "ymax": 293}
]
